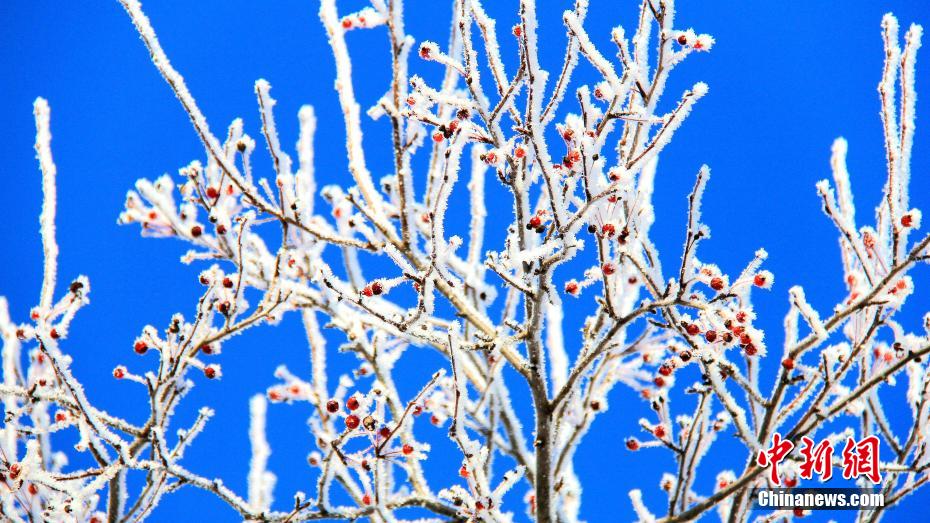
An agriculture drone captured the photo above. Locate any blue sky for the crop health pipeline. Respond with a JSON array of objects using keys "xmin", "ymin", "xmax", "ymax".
[{"xmin": 1, "ymin": 1, "xmax": 928, "ymax": 521}]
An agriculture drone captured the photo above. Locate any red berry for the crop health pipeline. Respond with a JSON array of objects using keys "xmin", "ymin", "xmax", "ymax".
[
  {"xmin": 705, "ymin": 330, "xmax": 717, "ymax": 342},
  {"xmin": 677, "ymin": 34, "xmax": 688, "ymax": 45},
  {"xmin": 347, "ymin": 396, "xmax": 360, "ymax": 411},
  {"xmin": 49, "ymin": 328, "xmax": 60, "ymax": 339},
  {"xmin": 402, "ymin": 444, "xmax": 414, "ymax": 455},
  {"xmin": 744, "ymin": 343, "xmax": 758, "ymax": 356},
  {"xmin": 191, "ymin": 225, "xmax": 203, "ymax": 238},
  {"xmin": 901, "ymin": 214, "xmax": 913, "ymax": 227},
  {"xmin": 514, "ymin": 146, "xmax": 526, "ymax": 159},
  {"xmin": 134, "ymin": 341, "xmax": 148, "ymax": 354},
  {"xmin": 685, "ymin": 323, "xmax": 700, "ymax": 336},
  {"xmin": 793, "ymin": 508, "xmax": 804, "ymax": 517},
  {"xmin": 432, "ymin": 132, "xmax": 444, "ymax": 143},
  {"xmin": 602, "ymin": 263, "xmax": 615, "ymax": 276},
  {"xmin": 626, "ymin": 438, "xmax": 640, "ymax": 451},
  {"xmin": 222, "ymin": 277, "xmax": 234, "ymax": 289},
  {"xmin": 362, "ymin": 493, "xmax": 372, "ymax": 505},
  {"xmin": 653, "ymin": 376, "xmax": 666, "ymax": 387},
  {"xmin": 326, "ymin": 400, "xmax": 340, "ymax": 413},
  {"xmin": 617, "ymin": 228, "xmax": 630, "ymax": 244},
  {"xmin": 413, "ymin": 405, "xmax": 423, "ymax": 416},
  {"xmin": 371, "ymin": 281, "xmax": 383, "ymax": 295},
  {"xmin": 204, "ymin": 365, "xmax": 219, "ymax": 379},
  {"xmin": 362, "ymin": 286, "xmax": 373, "ymax": 297},
  {"xmin": 658, "ymin": 365, "xmax": 672, "ymax": 376},
  {"xmin": 710, "ymin": 277, "xmax": 724, "ymax": 291},
  {"xmin": 602, "ymin": 223, "xmax": 616, "ymax": 237},
  {"xmin": 529, "ymin": 216, "xmax": 542, "ymax": 229},
  {"xmin": 113, "ymin": 367, "xmax": 126, "ymax": 379},
  {"xmin": 460, "ymin": 465, "xmax": 469, "ymax": 477},
  {"xmin": 785, "ymin": 476, "xmax": 798, "ymax": 487},
  {"xmin": 28, "ymin": 484, "xmax": 38, "ymax": 496},
  {"xmin": 55, "ymin": 412, "xmax": 67, "ymax": 422},
  {"xmin": 564, "ymin": 281, "xmax": 579, "ymax": 295},
  {"xmin": 653, "ymin": 425, "xmax": 666, "ymax": 438},
  {"xmin": 206, "ymin": 186, "xmax": 219, "ymax": 199},
  {"xmin": 736, "ymin": 311, "xmax": 747, "ymax": 323},
  {"xmin": 753, "ymin": 274, "xmax": 767, "ymax": 287},
  {"xmin": 739, "ymin": 333, "xmax": 752, "ymax": 345},
  {"xmin": 512, "ymin": 24, "xmax": 522, "ymax": 37},
  {"xmin": 379, "ymin": 426, "xmax": 391, "ymax": 439},
  {"xmin": 345, "ymin": 414, "xmax": 361, "ymax": 430},
  {"xmin": 341, "ymin": 18, "xmax": 352, "ymax": 29},
  {"xmin": 782, "ymin": 358, "xmax": 795, "ymax": 369}
]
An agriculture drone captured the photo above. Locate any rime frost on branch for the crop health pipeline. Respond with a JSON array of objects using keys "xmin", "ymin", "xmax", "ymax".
[{"xmin": 2, "ymin": 1, "xmax": 928, "ymax": 522}]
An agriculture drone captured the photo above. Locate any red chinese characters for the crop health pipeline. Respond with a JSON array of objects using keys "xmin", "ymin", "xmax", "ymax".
[
  {"xmin": 758, "ymin": 434, "xmax": 882, "ymax": 485},
  {"xmin": 841, "ymin": 435, "xmax": 881, "ymax": 484},
  {"xmin": 757, "ymin": 433, "xmax": 794, "ymax": 485},
  {"xmin": 798, "ymin": 436, "xmax": 833, "ymax": 481}
]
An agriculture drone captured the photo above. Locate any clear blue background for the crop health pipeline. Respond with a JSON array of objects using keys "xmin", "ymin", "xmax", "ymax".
[{"xmin": 1, "ymin": 1, "xmax": 929, "ymax": 521}]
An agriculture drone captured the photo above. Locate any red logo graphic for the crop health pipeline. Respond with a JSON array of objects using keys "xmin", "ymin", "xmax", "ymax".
[
  {"xmin": 757, "ymin": 433, "xmax": 882, "ymax": 485},
  {"xmin": 841, "ymin": 435, "xmax": 881, "ymax": 484}
]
